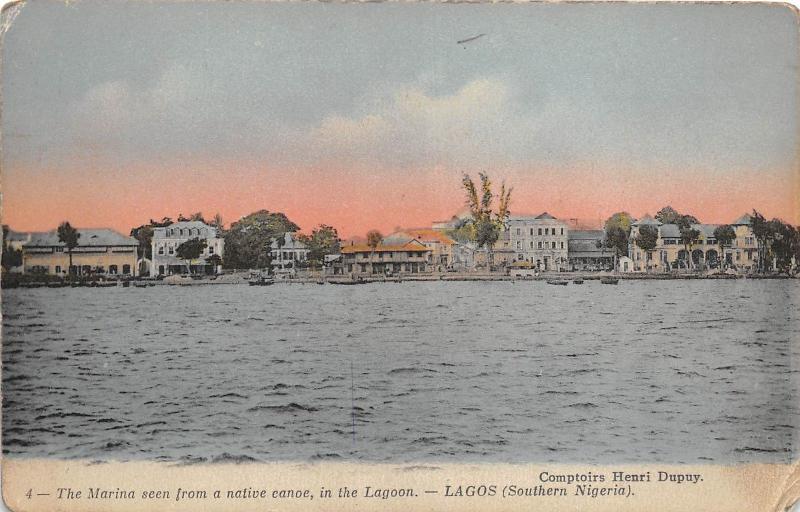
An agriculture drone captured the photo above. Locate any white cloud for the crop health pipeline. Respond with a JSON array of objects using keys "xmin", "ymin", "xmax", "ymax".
[{"xmin": 304, "ymin": 78, "xmax": 530, "ymax": 168}]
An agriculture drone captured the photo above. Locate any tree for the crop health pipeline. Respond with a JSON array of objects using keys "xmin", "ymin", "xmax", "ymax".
[
  {"xmin": 366, "ymin": 230, "xmax": 383, "ymax": 273},
  {"xmin": 1, "ymin": 225, "xmax": 22, "ymax": 271},
  {"xmin": 770, "ymin": 220, "xmax": 799, "ymax": 275},
  {"xmin": 206, "ymin": 254, "xmax": 223, "ymax": 274},
  {"xmin": 299, "ymin": 225, "xmax": 341, "ymax": 269},
  {"xmin": 130, "ymin": 225, "xmax": 155, "ymax": 260},
  {"xmin": 677, "ymin": 216, "xmax": 701, "ymax": 270},
  {"xmin": 751, "ymin": 210, "xmax": 776, "ymax": 273},
  {"xmin": 602, "ymin": 212, "xmax": 632, "ymax": 271},
  {"xmin": 462, "ymin": 173, "xmax": 512, "ymax": 267},
  {"xmin": 210, "ymin": 213, "xmax": 224, "ymax": 232},
  {"xmin": 223, "ymin": 210, "xmax": 299, "ymax": 270},
  {"xmin": 656, "ymin": 206, "xmax": 698, "ymax": 225},
  {"xmin": 634, "ymin": 224, "xmax": 659, "ymax": 272},
  {"xmin": 446, "ymin": 218, "xmax": 476, "ymax": 244},
  {"xmin": 712, "ymin": 225, "xmax": 736, "ymax": 271},
  {"xmin": 57, "ymin": 221, "xmax": 80, "ymax": 276},
  {"xmin": 176, "ymin": 238, "xmax": 208, "ymax": 274}
]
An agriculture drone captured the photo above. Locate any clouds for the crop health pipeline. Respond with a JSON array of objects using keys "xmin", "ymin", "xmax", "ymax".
[{"xmin": 306, "ymin": 78, "xmax": 526, "ymax": 168}]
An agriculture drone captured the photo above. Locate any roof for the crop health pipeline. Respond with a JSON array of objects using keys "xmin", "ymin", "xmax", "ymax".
[
  {"xmin": 341, "ymin": 239, "xmax": 429, "ymax": 254},
  {"xmin": 732, "ymin": 213, "xmax": 752, "ymax": 226},
  {"xmin": 658, "ymin": 223, "xmax": 719, "ymax": 238},
  {"xmin": 270, "ymin": 232, "xmax": 307, "ymax": 250},
  {"xmin": 386, "ymin": 228, "xmax": 455, "ymax": 245},
  {"xmin": 25, "ymin": 228, "xmax": 137, "ymax": 248},
  {"xmin": 568, "ymin": 230, "xmax": 604, "ymax": 240},
  {"xmin": 6, "ymin": 231, "xmax": 35, "ymax": 242},
  {"xmin": 568, "ymin": 238, "xmax": 606, "ymax": 256},
  {"xmin": 508, "ymin": 212, "xmax": 564, "ymax": 223}
]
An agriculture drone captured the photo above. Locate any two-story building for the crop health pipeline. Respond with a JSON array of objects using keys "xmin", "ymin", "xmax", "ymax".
[
  {"xmin": 340, "ymin": 239, "xmax": 431, "ymax": 274},
  {"xmin": 150, "ymin": 221, "xmax": 224, "ymax": 276},
  {"xmin": 568, "ymin": 230, "xmax": 613, "ymax": 270},
  {"xmin": 628, "ymin": 213, "xmax": 760, "ymax": 271},
  {"xmin": 22, "ymin": 228, "xmax": 139, "ymax": 276},
  {"xmin": 507, "ymin": 213, "xmax": 569, "ymax": 271},
  {"xmin": 270, "ymin": 232, "xmax": 310, "ymax": 272},
  {"xmin": 387, "ymin": 229, "xmax": 457, "ymax": 270}
]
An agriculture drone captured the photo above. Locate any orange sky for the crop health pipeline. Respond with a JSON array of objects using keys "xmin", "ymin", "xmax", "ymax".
[{"xmin": 2, "ymin": 160, "xmax": 797, "ymax": 239}]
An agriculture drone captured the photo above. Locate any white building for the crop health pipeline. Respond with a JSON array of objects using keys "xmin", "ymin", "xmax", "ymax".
[
  {"xmin": 507, "ymin": 213, "xmax": 569, "ymax": 271},
  {"xmin": 270, "ymin": 232, "xmax": 309, "ymax": 272},
  {"xmin": 151, "ymin": 221, "xmax": 224, "ymax": 276}
]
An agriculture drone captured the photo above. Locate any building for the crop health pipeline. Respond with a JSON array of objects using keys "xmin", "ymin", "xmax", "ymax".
[
  {"xmin": 270, "ymin": 232, "xmax": 309, "ymax": 272},
  {"xmin": 568, "ymin": 230, "xmax": 613, "ymax": 270},
  {"xmin": 340, "ymin": 239, "xmax": 431, "ymax": 274},
  {"xmin": 151, "ymin": 221, "xmax": 223, "ymax": 276},
  {"xmin": 506, "ymin": 213, "xmax": 569, "ymax": 271},
  {"xmin": 628, "ymin": 214, "xmax": 760, "ymax": 272},
  {"xmin": 22, "ymin": 228, "xmax": 138, "ymax": 276},
  {"xmin": 387, "ymin": 229, "xmax": 456, "ymax": 270}
]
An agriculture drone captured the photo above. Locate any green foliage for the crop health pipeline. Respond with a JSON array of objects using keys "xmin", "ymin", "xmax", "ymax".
[
  {"xmin": 299, "ymin": 225, "xmax": 341, "ymax": 268},
  {"xmin": 461, "ymin": 173, "xmax": 512, "ymax": 252},
  {"xmin": 656, "ymin": 206, "xmax": 698, "ymax": 225},
  {"xmin": 57, "ymin": 221, "xmax": 80, "ymax": 251},
  {"xmin": 223, "ymin": 210, "xmax": 300, "ymax": 269},
  {"xmin": 57, "ymin": 221, "xmax": 80, "ymax": 274},
  {"xmin": 602, "ymin": 212, "xmax": 632, "ymax": 257},
  {"xmin": 366, "ymin": 230, "xmax": 384, "ymax": 249},
  {"xmin": 635, "ymin": 224, "xmax": 659, "ymax": 253},
  {"xmin": 176, "ymin": 237, "xmax": 208, "ymax": 262},
  {"xmin": 2, "ymin": 225, "xmax": 22, "ymax": 270},
  {"xmin": 130, "ymin": 225, "xmax": 155, "ymax": 260}
]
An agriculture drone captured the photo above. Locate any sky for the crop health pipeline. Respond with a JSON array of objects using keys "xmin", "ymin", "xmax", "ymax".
[{"xmin": 1, "ymin": 1, "xmax": 798, "ymax": 238}]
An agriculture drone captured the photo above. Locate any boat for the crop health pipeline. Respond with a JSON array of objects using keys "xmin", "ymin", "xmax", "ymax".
[
  {"xmin": 573, "ymin": 279, "xmax": 584, "ymax": 284},
  {"xmin": 600, "ymin": 277, "xmax": 619, "ymax": 285},
  {"xmin": 248, "ymin": 276, "xmax": 274, "ymax": 286},
  {"xmin": 546, "ymin": 279, "xmax": 569, "ymax": 286}
]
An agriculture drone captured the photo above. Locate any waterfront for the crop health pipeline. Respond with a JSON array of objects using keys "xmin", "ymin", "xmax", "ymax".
[{"xmin": 2, "ymin": 280, "xmax": 798, "ymax": 464}]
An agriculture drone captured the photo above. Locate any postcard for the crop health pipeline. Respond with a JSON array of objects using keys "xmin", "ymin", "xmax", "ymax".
[{"xmin": 1, "ymin": 1, "xmax": 799, "ymax": 511}]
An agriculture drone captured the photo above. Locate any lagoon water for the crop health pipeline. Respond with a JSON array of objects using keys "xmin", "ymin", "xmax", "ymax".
[{"xmin": 2, "ymin": 280, "xmax": 798, "ymax": 464}]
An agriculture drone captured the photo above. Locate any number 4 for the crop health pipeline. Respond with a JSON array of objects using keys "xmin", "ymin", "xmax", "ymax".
[{"xmin": 26, "ymin": 489, "xmax": 32, "ymax": 499}]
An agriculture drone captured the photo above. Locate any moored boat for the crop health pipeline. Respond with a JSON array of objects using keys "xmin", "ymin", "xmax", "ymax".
[
  {"xmin": 248, "ymin": 276, "xmax": 274, "ymax": 286},
  {"xmin": 546, "ymin": 279, "xmax": 568, "ymax": 286},
  {"xmin": 600, "ymin": 277, "xmax": 619, "ymax": 285},
  {"xmin": 573, "ymin": 279, "xmax": 584, "ymax": 284}
]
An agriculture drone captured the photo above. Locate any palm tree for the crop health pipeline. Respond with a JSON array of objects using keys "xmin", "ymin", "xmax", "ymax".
[
  {"xmin": 713, "ymin": 225, "xmax": 736, "ymax": 272},
  {"xmin": 366, "ymin": 230, "xmax": 383, "ymax": 274},
  {"xmin": 462, "ymin": 173, "xmax": 512, "ymax": 269},
  {"xmin": 57, "ymin": 222, "xmax": 80, "ymax": 277}
]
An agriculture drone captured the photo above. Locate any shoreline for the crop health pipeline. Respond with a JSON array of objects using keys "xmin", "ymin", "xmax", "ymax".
[{"xmin": 5, "ymin": 272, "xmax": 798, "ymax": 289}]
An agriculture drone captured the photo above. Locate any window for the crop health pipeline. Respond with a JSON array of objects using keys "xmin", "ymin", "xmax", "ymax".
[
  {"xmin": 538, "ymin": 228, "xmax": 542, "ymax": 236},
  {"xmin": 109, "ymin": 265, "xmax": 118, "ymax": 274},
  {"xmin": 560, "ymin": 242, "xmax": 564, "ymax": 249},
  {"xmin": 561, "ymin": 228, "xmax": 564, "ymax": 235},
  {"xmin": 530, "ymin": 241, "xmax": 534, "ymax": 249},
  {"xmin": 55, "ymin": 247, "xmax": 64, "ymax": 253},
  {"xmin": 122, "ymin": 264, "xmax": 131, "ymax": 274},
  {"xmin": 537, "ymin": 241, "xmax": 542, "ymax": 249},
  {"xmin": 158, "ymin": 246, "xmax": 164, "ymax": 255},
  {"xmin": 516, "ymin": 228, "xmax": 521, "ymax": 235},
  {"xmin": 516, "ymin": 241, "xmax": 521, "ymax": 249},
  {"xmin": 518, "ymin": 253, "xmax": 524, "ymax": 260},
  {"xmin": 55, "ymin": 265, "xmax": 62, "ymax": 274},
  {"xmin": 530, "ymin": 228, "xmax": 534, "ymax": 236},
  {"xmin": 407, "ymin": 252, "xmax": 414, "ymax": 258},
  {"xmin": 168, "ymin": 246, "xmax": 174, "ymax": 255}
]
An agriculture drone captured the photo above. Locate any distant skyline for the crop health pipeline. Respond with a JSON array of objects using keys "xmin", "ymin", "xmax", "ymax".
[{"xmin": 2, "ymin": 1, "xmax": 798, "ymax": 238}]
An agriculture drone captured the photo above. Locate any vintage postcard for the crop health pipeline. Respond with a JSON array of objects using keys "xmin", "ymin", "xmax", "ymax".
[{"xmin": 1, "ymin": 0, "xmax": 799, "ymax": 511}]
